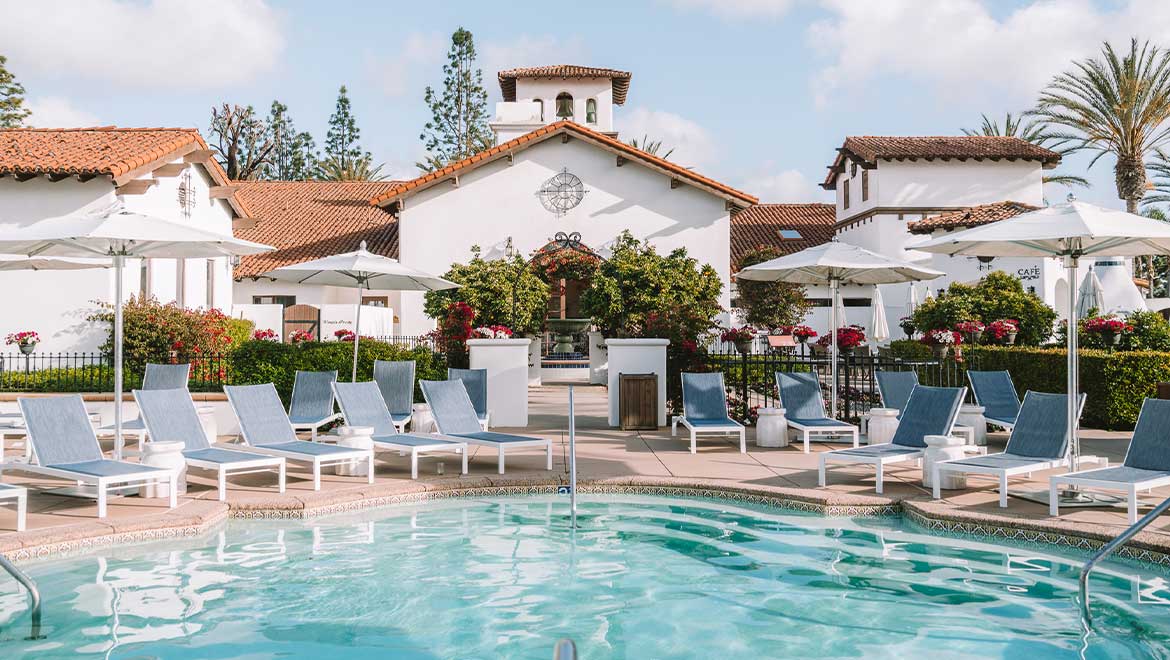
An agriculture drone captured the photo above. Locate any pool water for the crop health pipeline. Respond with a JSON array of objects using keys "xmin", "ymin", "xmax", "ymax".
[{"xmin": 2, "ymin": 495, "xmax": 1170, "ymax": 659}]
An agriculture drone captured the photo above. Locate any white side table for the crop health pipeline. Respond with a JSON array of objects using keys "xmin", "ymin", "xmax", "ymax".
[
  {"xmin": 196, "ymin": 405, "xmax": 217, "ymax": 445},
  {"xmin": 412, "ymin": 404, "xmax": 435, "ymax": 434},
  {"xmin": 755, "ymin": 408, "xmax": 788, "ymax": 447},
  {"xmin": 335, "ymin": 426, "xmax": 374, "ymax": 476},
  {"xmin": 140, "ymin": 441, "xmax": 186, "ymax": 498},
  {"xmin": 956, "ymin": 404, "xmax": 987, "ymax": 446},
  {"xmin": 923, "ymin": 434, "xmax": 967, "ymax": 489},
  {"xmin": 866, "ymin": 408, "xmax": 900, "ymax": 445}
]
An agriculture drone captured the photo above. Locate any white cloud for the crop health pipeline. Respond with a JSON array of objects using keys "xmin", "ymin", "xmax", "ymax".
[
  {"xmin": 742, "ymin": 168, "xmax": 825, "ymax": 203},
  {"xmin": 25, "ymin": 96, "xmax": 100, "ymax": 128},
  {"xmin": 665, "ymin": 0, "xmax": 797, "ymax": 19},
  {"xmin": 808, "ymin": 0, "xmax": 1170, "ymax": 107},
  {"xmin": 366, "ymin": 32, "xmax": 447, "ymax": 98},
  {"xmin": 479, "ymin": 35, "xmax": 589, "ymax": 96},
  {"xmin": 617, "ymin": 108, "xmax": 717, "ymax": 170},
  {"xmin": 0, "ymin": 0, "xmax": 284, "ymax": 88}
]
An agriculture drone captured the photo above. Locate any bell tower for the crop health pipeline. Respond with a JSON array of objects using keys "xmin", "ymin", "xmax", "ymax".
[{"xmin": 490, "ymin": 65, "xmax": 631, "ymax": 143}]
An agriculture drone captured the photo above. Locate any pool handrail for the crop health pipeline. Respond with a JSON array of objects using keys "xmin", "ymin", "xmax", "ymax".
[
  {"xmin": 0, "ymin": 553, "xmax": 41, "ymax": 639},
  {"xmin": 553, "ymin": 638, "xmax": 577, "ymax": 660},
  {"xmin": 1079, "ymin": 492, "xmax": 1170, "ymax": 626}
]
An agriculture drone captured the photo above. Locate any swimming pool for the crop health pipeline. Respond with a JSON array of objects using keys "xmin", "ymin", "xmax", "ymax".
[{"xmin": 1, "ymin": 494, "xmax": 1168, "ymax": 659}]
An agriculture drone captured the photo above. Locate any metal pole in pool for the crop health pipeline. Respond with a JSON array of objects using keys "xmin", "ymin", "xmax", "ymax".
[{"xmin": 569, "ymin": 384, "xmax": 578, "ymax": 528}]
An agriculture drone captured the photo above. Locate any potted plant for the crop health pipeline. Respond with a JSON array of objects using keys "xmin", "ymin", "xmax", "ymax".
[
  {"xmin": 721, "ymin": 326, "xmax": 756, "ymax": 354},
  {"xmin": 6, "ymin": 331, "xmax": 39, "ymax": 355},
  {"xmin": 790, "ymin": 325, "xmax": 818, "ymax": 344},
  {"xmin": 986, "ymin": 319, "xmax": 1019, "ymax": 345},
  {"xmin": 472, "ymin": 325, "xmax": 514, "ymax": 339},
  {"xmin": 252, "ymin": 328, "xmax": 278, "ymax": 341},
  {"xmin": 921, "ymin": 328, "xmax": 960, "ymax": 358},
  {"xmin": 1084, "ymin": 316, "xmax": 1132, "ymax": 347},
  {"xmin": 288, "ymin": 329, "xmax": 314, "ymax": 344},
  {"xmin": 954, "ymin": 320, "xmax": 985, "ymax": 345},
  {"xmin": 898, "ymin": 316, "xmax": 916, "ymax": 338},
  {"xmin": 816, "ymin": 325, "xmax": 866, "ymax": 355}
]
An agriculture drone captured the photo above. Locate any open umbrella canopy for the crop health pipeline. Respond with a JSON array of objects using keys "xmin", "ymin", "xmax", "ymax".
[
  {"xmin": 261, "ymin": 241, "xmax": 459, "ymax": 291},
  {"xmin": 0, "ymin": 254, "xmax": 110, "ymax": 271},
  {"xmin": 735, "ymin": 240, "xmax": 945, "ymax": 285}
]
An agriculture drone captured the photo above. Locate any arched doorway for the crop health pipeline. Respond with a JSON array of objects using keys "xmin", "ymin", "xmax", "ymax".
[{"xmin": 531, "ymin": 239, "xmax": 600, "ymax": 357}]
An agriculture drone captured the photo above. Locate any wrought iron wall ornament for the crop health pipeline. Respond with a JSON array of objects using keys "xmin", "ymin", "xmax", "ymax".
[
  {"xmin": 536, "ymin": 168, "xmax": 588, "ymax": 216},
  {"xmin": 177, "ymin": 170, "xmax": 196, "ymax": 219}
]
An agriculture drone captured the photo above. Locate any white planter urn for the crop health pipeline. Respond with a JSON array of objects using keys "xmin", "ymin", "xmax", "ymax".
[
  {"xmin": 755, "ymin": 408, "xmax": 788, "ymax": 448},
  {"xmin": 866, "ymin": 408, "xmax": 900, "ymax": 445},
  {"xmin": 957, "ymin": 404, "xmax": 988, "ymax": 446},
  {"xmin": 140, "ymin": 441, "xmax": 186, "ymax": 498},
  {"xmin": 468, "ymin": 338, "xmax": 532, "ymax": 428},
  {"xmin": 335, "ymin": 425, "xmax": 374, "ymax": 476},
  {"xmin": 923, "ymin": 434, "xmax": 967, "ymax": 489}
]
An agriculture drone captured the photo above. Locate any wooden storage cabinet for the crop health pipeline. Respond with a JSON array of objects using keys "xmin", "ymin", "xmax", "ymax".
[{"xmin": 619, "ymin": 373, "xmax": 658, "ymax": 430}]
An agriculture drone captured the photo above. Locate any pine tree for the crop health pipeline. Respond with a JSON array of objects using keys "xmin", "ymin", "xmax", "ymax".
[
  {"xmin": 323, "ymin": 85, "xmax": 363, "ymax": 172},
  {"xmin": 418, "ymin": 28, "xmax": 493, "ymax": 172},
  {"xmin": 0, "ymin": 55, "xmax": 31, "ymax": 128},
  {"xmin": 264, "ymin": 101, "xmax": 318, "ymax": 180}
]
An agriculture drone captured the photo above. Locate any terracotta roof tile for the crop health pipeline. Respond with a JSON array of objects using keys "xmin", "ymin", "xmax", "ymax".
[
  {"xmin": 823, "ymin": 136, "xmax": 1061, "ymax": 188},
  {"xmin": 906, "ymin": 200, "xmax": 1039, "ymax": 235},
  {"xmin": 498, "ymin": 65, "xmax": 632, "ymax": 105},
  {"xmin": 731, "ymin": 203, "xmax": 836, "ymax": 270},
  {"xmin": 232, "ymin": 181, "xmax": 402, "ymax": 279},
  {"xmin": 370, "ymin": 121, "xmax": 756, "ymax": 208}
]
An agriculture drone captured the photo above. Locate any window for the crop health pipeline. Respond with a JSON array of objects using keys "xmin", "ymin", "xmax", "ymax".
[
  {"xmin": 777, "ymin": 229, "xmax": 802, "ymax": 240},
  {"xmin": 586, "ymin": 98, "xmax": 597, "ymax": 123},
  {"xmin": 861, "ymin": 170, "xmax": 869, "ymax": 202},
  {"xmin": 253, "ymin": 295, "xmax": 296, "ymax": 307},
  {"xmin": 850, "ymin": 162, "xmax": 858, "ymax": 177},
  {"xmin": 842, "ymin": 179, "xmax": 850, "ymax": 210},
  {"xmin": 205, "ymin": 259, "xmax": 215, "ymax": 309},
  {"xmin": 533, "ymin": 98, "xmax": 544, "ymax": 121},
  {"xmin": 556, "ymin": 92, "xmax": 574, "ymax": 119}
]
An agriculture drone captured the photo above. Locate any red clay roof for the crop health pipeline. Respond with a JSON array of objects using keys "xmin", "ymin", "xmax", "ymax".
[
  {"xmin": 823, "ymin": 136, "xmax": 1061, "ymax": 189},
  {"xmin": 0, "ymin": 126, "xmax": 248, "ymax": 216},
  {"xmin": 370, "ymin": 121, "xmax": 756, "ymax": 208},
  {"xmin": 906, "ymin": 200, "xmax": 1040, "ymax": 235},
  {"xmin": 498, "ymin": 65, "xmax": 632, "ymax": 105},
  {"xmin": 232, "ymin": 181, "xmax": 402, "ymax": 279},
  {"xmin": 731, "ymin": 203, "xmax": 836, "ymax": 270}
]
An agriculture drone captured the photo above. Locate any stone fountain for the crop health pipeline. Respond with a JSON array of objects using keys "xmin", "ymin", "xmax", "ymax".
[{"xmin": 545, "ymin": 318, "xmax": 591, "ymax": 354}]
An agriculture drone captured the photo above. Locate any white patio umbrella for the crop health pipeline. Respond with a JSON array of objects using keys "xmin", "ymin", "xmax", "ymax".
[
  {"xmin": 736, "ymin": 240, "xmax": 944, "ymax": 417},
  {"xmin": 917, "ymin": 197, "xmax": 1170, "ymax": 495},
  {"xmin": 870, "ymin": 285, "xmax": 890, "ymax": 345},
  {"xmin": 0, "ymin": 254, "xmax": 111, "ymax": 271},
  {"xmin": 1076, "ymin": 266, "xmax": 1105, "ymax": 318},
  {"xmin": 260, "ymin": 241, "xmax": 459, "ymax": 381},
  {"xmin": 0, "ymin": 203, "xmax": 273, "ymax": 459}
]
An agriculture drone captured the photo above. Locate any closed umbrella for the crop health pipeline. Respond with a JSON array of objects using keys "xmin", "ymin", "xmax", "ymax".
[
  {"xmin": 261, "ymin": 241, "xmax": 459, "ymax": 381},
  {"xmin": 0, "ymin": 202, "xmax": 273, "ymax": 459},
  {"xmin": 1076, "ymin": 266, "xmax": 1105, "ymax": 318},
  {"xmin": 870, "ymin": 285, "xmax": 890, "ymax": 345},
  {"xmin": 736, "ymin": 240, "xmax": 943, "ymax": 417},
  {"xmin": 917, "ymin": 197, "xmax": 1170, "ymax": 503}
]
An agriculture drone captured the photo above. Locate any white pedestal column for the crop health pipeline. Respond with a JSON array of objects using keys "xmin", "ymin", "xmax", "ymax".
[
  {"xmin": 606, "ymin": 338, "xmax": 668, "ymax": 428},
  {"xmin": 957, "ymin": 404, "xmax": 988, "ymax": 446},
  {"xmin": 866, "ymin": 408, "xmax": 899, "ymax": 445},
  {"xmin": 588, "ymin": 331, "xmax": 608, "ymax": 385},
  {"xmin": 335, "ymin": 425, "xmax": 374, "ymax": 476},
  {"xmin": 755, "ymin": 408, "xmax": 788, "ymax": 447},
  {"xmin": 140, "ymin": 441, "xmax": 186, "ymax": 498},
  {"xmin": 923, "ymin": 434, "xmax": 968, "ymax": 489},
  {"xmin": 526, "ymin": 337, "xmax": 542, "ymax": 387},
  {"xmin": 469, "ymin": 338, "xmax": 531, "ymax": 428}
]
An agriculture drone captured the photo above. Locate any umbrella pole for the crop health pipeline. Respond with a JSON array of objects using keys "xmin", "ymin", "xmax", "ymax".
[
  {"xmin": 352, "ymin": 281, "xmax": 363, "ymax": 382},
  {"xmin": 1066, "ymin": 256, "xmax": 1081, "ymax": 476},
  {"xmin": 113, "ymin": 254, "xmax": 124, "ymax": 460},
  {"xmin": 830, "ymin": 277, "xmax": 839, "ymax": 418}
]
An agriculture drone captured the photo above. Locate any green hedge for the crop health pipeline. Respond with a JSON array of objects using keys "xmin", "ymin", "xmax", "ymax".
[
  {"xmin": 228, "ymin": 339, "xmax": 447, "ymax": 404},
  {"xmin": 964, "ymin": 347, "xmax": 1170, "ymax": 431}
]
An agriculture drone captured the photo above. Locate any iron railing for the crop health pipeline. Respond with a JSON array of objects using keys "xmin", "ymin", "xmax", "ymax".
[
  {"xmin": 368, "ymin": 335, "xmax": 437, "ymax": 351},
  {"xmin": 0, "ymin": 352, "xmax": 231, "ymax": 392},
  {"xmin": 0, "ymin": 554, "xmax": 41, "ymax": 639}
]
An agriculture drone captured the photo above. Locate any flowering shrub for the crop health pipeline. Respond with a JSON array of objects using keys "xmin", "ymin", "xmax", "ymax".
[
  {"xmin": 954, "ymin": 320, "xmax": 985, "ymax": 334},
  {"xmin": 5, "ymin": 331, "xmax": 39, "ymax": 347},
  {"xmin": 289, "ymin": 329, "xmax": 314, "ymax": 344},
  {"xmin": 922, "ymin": 328, "xmax": 961, "ymax": 346},
  {"xmin": 253, "ymin": 328, "xmax": 278, "ymax": 341},
  {"xmin": 816, "ymin": 325, "xmax": 867, "ymax": 349},
  {"xmin": 334, "ymin": 328, "xmax": 356, "ymax": 342},
  {"xmin": 1084, "ymin": 316, "xmax": 1133, "ymax": 335},
  {"xmin": 986, "ymin": 319, "xmax": 1019, "ymax": 342},
  {"xmin": 427, "ymin": 301, "xmax": 476, "ymax": 368},
  {"xmin": 790, "ymin": 325, "xmax": 818, "ymax": 340},
  {"xmin": 530, "ymin": 247, "xmax": 601, "ymax": 283},
  {"xmin": 472, "ymin": 325, "xmax": 514, "ymax": 339},
  {"xmin": 720, "ymin": 326, "xmax": 756, "ymax": 343}
]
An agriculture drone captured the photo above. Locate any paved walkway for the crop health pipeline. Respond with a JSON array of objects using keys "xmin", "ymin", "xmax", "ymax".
[{"xmin": 2, "ymin": 384, "xmax": 1168, "ymax": 559}]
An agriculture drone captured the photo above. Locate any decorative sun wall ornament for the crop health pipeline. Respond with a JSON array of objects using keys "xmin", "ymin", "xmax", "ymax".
[
  {"xmin": 177, "ymin": 169, "xmax": 196, "ymax": 219},
  {"xmin": 536, "ymin": 168, "xmax": 588, "ymax": 216}
]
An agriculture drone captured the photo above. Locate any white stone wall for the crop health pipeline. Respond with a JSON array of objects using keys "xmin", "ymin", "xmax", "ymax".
[{"xmin": 512, "ymin": 77, "xmax": 615, "ymax": 131}]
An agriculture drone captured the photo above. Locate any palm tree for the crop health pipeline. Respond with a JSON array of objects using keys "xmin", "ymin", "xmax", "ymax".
[
  {"xmin": 1031, "ymin": 38, "xmax": 1170, "ymax": 213},
  {"xmin": 961, "ymin": 111, "xmax": 1089, "ymax": 188},
  {"xmin": 1145, "ymin": 149, "xmax": 1170, "ymax": 207},
  {"xmin": 318, "ymin": 153, "xmax": 390, "ymax": 181},
  {"xmin": 626, "ymin": 134, "xmax": 674, "ymax": 160}
]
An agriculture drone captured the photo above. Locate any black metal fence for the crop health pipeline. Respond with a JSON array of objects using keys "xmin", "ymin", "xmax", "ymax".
[
  {"xmin": 369, "ymin": 335, "xmax": 437, "ymax": 351},
  {"xmin": 0, "ymin": 352, "xmax": 232, "ymax": 392},
  {"xmin": 702, "ymin": 347, "xmax": 973, "ymax": 423}
]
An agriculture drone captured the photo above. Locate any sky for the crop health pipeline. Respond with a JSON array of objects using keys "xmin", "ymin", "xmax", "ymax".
[{"xmin": 3, "ymin": 0, "xmax": 1170, "ymax": 208}]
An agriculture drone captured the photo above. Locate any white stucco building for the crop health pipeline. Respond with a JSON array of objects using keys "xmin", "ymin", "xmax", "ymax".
[{"xmin": 0, "ymin": 128, "xmax": 247, "ymax": 352}]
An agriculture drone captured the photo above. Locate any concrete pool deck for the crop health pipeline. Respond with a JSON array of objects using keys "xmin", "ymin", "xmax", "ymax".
[{"xmin": 2, "ymin": 384, "xmax": 1169, "ymax": 564}]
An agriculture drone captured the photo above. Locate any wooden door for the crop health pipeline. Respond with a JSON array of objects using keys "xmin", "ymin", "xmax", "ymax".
[{"xmin": 283, "ymin": 304, "xmax": 320, "ymax": 341}]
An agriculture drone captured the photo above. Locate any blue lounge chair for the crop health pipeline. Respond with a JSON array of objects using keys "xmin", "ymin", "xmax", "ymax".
[
  {"xmin": 671, "ymin": 372, "xmax": 745, "ymax": 454},
  {"xmin": 225, "ymin": 384, "xmax": 373, "ymax": 490},
  {"xmin": 333, "ymin": 381, "xmax": 467, "ymax": 479},
  {"xmin": 7, "ymin": 395, "xmax": 176, "ymax": 518},
  {"xmin": 819, "ymin": 385, "xmax": 966, "ymax": 494},
  {"xmin": 288, "ymin": 370, "xmax": 341, "ymax": 440},
  {"xmin": 448, "ymin": 368, "xmax": 490, "ymax": 430},
  {"xmin": 1049, "ymin": 397, "xmax": 1170, "ymax": 523},
  {"xmin": 420, "ymin": 379, "xmax": 552, "ymax": 474},
  {"xmin": 967, "ymin": 370, "xmax": 1021, "ymax": 431},
  {"xmin": 933, "ymin": 391, "xmax": 1085, "ymax": 508},
  {"xmin": 875, "ymin": 370, "xmax": 918, "ymax": 414},
  {"xmin": 99, "ymin": 362, "xmax": 192, "ymax": 456},
  {"xmin": 374, "ymin": 360, "xmax": 415, "ymax": 432},
  {"xmin": 135, "ymin": 388, "xmax": 285, "ymax": 501},
  {"xmin": 0, "ymin": 483, "xmax": 27, "ymax": 532},
  {"xmin": 775, "ymin": 372, "xmax": 859, "ymax": 453}
]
